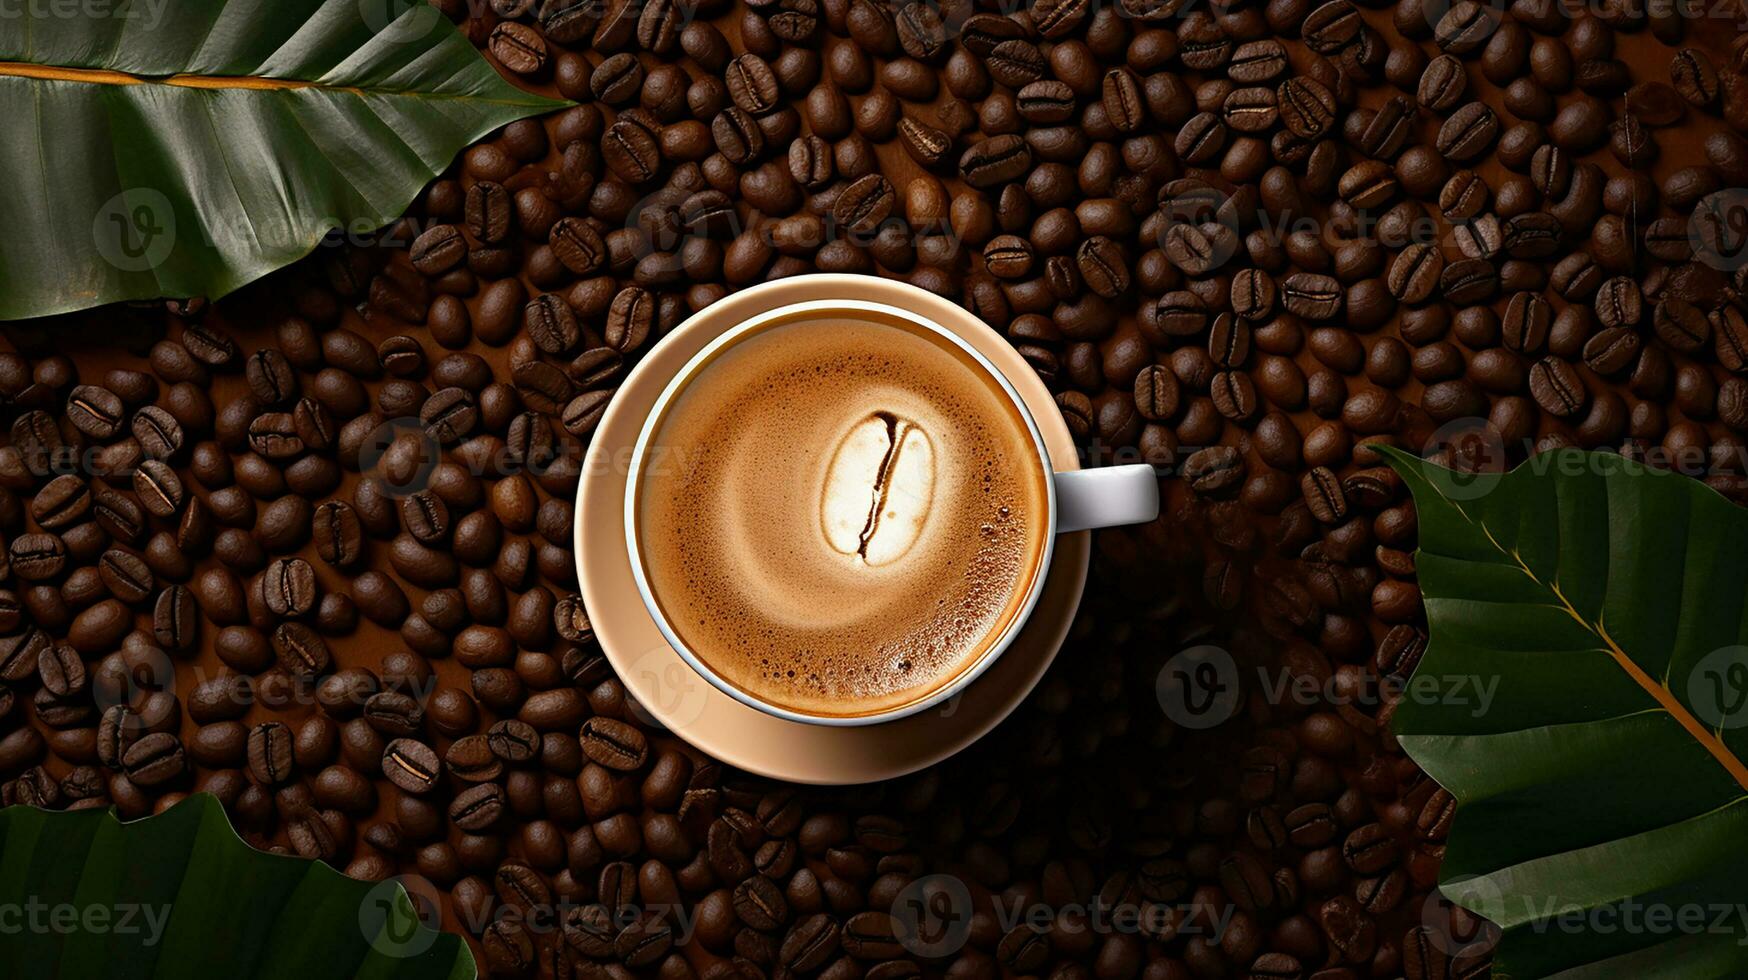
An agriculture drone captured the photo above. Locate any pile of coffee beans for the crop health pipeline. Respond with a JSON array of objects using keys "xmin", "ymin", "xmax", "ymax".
[{"xmin": 5, "ymin": 0, "xmax": 1748, "ymax": 975}]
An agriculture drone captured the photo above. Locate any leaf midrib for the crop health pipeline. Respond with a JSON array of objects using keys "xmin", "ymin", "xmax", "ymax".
[
  {"xmin": 0, "ymin": 62, "xmax": 554, "ymax": 107},
  {"xmin": 1435, "ymin": 480, "xmax": 1748, "ymax": 795},
  {"xmin": 0, "ymin": 61, "xmax": 334, "ymax": 91}
]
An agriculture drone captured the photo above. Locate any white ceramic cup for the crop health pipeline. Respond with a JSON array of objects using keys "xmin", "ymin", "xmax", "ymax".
[{"xmin": 625, "ymin": 297, "xmax": 1159, "ymax": 726}]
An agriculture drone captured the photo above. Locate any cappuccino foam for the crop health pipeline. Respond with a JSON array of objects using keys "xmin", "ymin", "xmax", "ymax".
[{"xmin": 636, "ymin": 312, "xmax": 1050, "ymax": 718}]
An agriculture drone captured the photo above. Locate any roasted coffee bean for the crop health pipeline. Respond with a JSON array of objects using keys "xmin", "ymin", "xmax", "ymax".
[
  {"xmin": 133, "ymin": 405, "xmax": 184, "ymax": 459},
  {"xmin": 833, "ymin": 174, "xmax": 895, "ymax": 235},
  {"xmin": 447, "ymin": 734, "xmax": 502, "ymax": 782},
  {"xmin": 1441, "ymin": 259, "xmax": 1499, "ymax": 305},
  {"xmin": 1502, "ymin": 292, "xmax": 1552, "ymax": 354},
  {"xmin": 421, "ymin": 387, "xmax": 479, "ymax": 445},
  {"xmin": 1208, "ymin": 316, "xmax": 1249, "ymax": 369},
  {"xmin": 896, "ymin": 118, "xmax": 950, "ymax": 167},
  {"xmin": 1133, "ymin": 365, "xmax": 1180, "ymax": 421},
  {"xmin": 1593, "ymin": 276, "xmax": 1643, "ymax": 329},
  {"xmin": 1654, "ymin": 298, "xmax": 1710, "ymax": 354},
  {"xmin": 313, "ymin": 501, "xmax": 363, "ymax": 568},
  {"xmin": 1302, "ymin": 0, "xmax": 1360, "ymax": 53},
  {"xmin": 383, "ymin": 738, "xmax": 440, "ymax": 794},
  {"xmin": 1529, "ymin": 357, "xmax": 1588, "ymax": 418},
  {"xmin": 247, "ymin": 722, "xmax": 295, "ymax": 786},
  {"xmin": 842, "ymin": 911, "xmax": 905, "ymax": 959},
  {"xmin": 180, "ymin": 322, "xmax": 237, "ymax": 365},
  {"xmin": 1164, "ymin": 222, "xmax": 1237, "ymax": 277},
  {"xmin": 1223, "ymin": 87, "xmax": 1279, "ymax": 133},
  {"xmin": 987, "ymin": 40, "xmax": 1045, "ymax": 88},
  {"xmin": 263, "ymin": 557, "xmax": 317, "ymax": 618},
  {"xmin": 525, "ymin": 294, "xmax": 581, "ymax": 355},
  {"xmin": 67, "ymin": 385, "xmax": 124, "ymax": 439},
  {"xmin": 133, "ymin": 459, "xmax": 185, "ymax": 517},
  {"xmin": 603, "ymin": 119, "xmax": 661, "ymax": 182},
  {"xmin": 1184, "ymin": 446, "xmax": 1244, "ymax": 495},
  {"xmin": 450, "ymin": 782, "xmax": 507, "ymax": 832},
  {"xmin": 36, "ymin": 643, "xmax": 84, "ymax": 699},
  {"xmin": 1282, "ymin": 274, "xmax": 1341, "ymax": 319},
  {"xmin": 562, "ymin": 391, "xmax": 613, "ymax": 438},
  {"xmin": 153, "ymin": 585, "xmax": 197, "ymax": 651},
  {"xmin": 606, "ymin": 287, "xmax": 655, "ymax": 353},
  {"xmin": 121, "ymin": 732, "xmax": 184, "ymax": 786},
  {"xmin": 465, "ymin": 181, "xmax": 512, "ymax": 243},
  {"xmin": 1077, "ymin": 237, "xmax": 1129, "ymax": 298},
  {"xmin": 32, "ymin": 475, "xmax": 90, "ymax": 531},
  {"xmin": 1437, "ymin": 102, "xmax": 1499, "ymax": 161},
  {"xmin": 734, "ymin": 874, "xmax": 789, "ymax": 929},
  {"xmin": 365, "ymin": 691, "xmax": 425, "ymax": 737},
  {"xmin": 488, "ymin": 719, "xmax": 540, "ymax": 763},
  {"xmin": 1672, "ymin": 48, "xmax": 1719, "ymax": 106},
  {"xmin": 1211, "ymin": 371, "xmax": 1259, "ymax": 422},
  {"xmin": 1418, "ymin": 54, "xmax": 1466, "ymax": 112},
  {"xmin": 11, "ymin": 534, "xmax": 66, "ymax": 582},
  {"xmin": 247, "ymin": 413, "xmax": 302, "ymax": 459},
  {"xmin": 1583, "ymin": 327, "xmax": 1641, "ymax": 377},
  {"xmin": 489, "ymin": 22, "xmax": 547, "ymax": 75},
  {"xmin": 581, "ymin": 717, "xmax": 649, "ymax": 770},
  {"xmin": 638, "ymin": 0, "xmax": 684, "ymax": 51},
  {"xmin": 1342, "ymin": 823, "xmax": 1398, "ymax": 875},
  {"xmin": 787, "ymin": 135, "xmax": 834, "ymax": 189},
  {"xmin": 727, "ymin": 54, "xmax": 781, "ymax": 114},
  {"xmin": 1302, "ymin": 467, "xmax": 1349, "ymax": 523},
  {"xmin": 1103, "ymin": 68, "xmax": 1144, "ymax": 132},
  {"xmin": 1717, "ymin": 307, "xmax": 1748, "ymax": 374},
  {"xmin": 411, "ymin": 224, "xmax": 466, "ymax": 276},
  {"xmin": 1017, "ymin": 81, "xmax": 1076, "ymax": 124},
  {"xmin": 551, "ymin": 218, "xmax": 607, "ymax": 275},
  {"xmin": 98, "ymin": 550, "xmax": 153, "ymax": 604},
  {"xmin": 780, "ymin": 914, "xmax": 841, "ymax": 973},
  {"xmin": 959, "ymin": 135, "xmax": 1031, "ymax": 189},
  {"xmin": 272, "ymin": 622, "xmax": 331, "ymax": 676}
]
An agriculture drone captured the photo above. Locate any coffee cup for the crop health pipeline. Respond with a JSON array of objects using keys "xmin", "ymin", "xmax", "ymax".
[{"xmin": 624, "ymin": 294, "xmax": 1158, "ymax": 726}]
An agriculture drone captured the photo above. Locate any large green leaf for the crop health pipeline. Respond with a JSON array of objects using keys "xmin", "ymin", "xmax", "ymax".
[
  {"xmin": 0, "ymin": 793, "xmax": 472, "ymax": 979},
  {"xmin": 1383, "ymin": 446, "xmax": 1748, "ymax": 979},
  {"xmin": 0, "ymin": 0, "xmax": 565, "ymax": 320}
]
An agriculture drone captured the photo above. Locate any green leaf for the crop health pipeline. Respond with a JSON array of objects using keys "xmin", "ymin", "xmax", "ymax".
[
  {"xmin": 1381, "ymin": 445, "xmax": 1748, "ymax": 980},
  {"xmin": 0, "ymin": 0, "xmax": 566, "ymax": 320},
  {"xmin": 0, "ymin": 793, "xmax": 472, "ymax": 979}
]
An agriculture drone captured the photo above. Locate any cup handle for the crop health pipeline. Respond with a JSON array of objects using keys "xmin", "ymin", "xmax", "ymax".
[{"xmin": 1053, "ymin": 464, "xmax": 1160, "ymax": 533}]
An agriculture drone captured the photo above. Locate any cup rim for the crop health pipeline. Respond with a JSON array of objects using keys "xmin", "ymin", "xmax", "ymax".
[{"xmin": 623, "ymin": 296, "xmax": 1060, "ymax": 727}]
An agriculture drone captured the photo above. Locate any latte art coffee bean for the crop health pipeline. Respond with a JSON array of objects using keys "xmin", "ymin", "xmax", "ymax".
[{"xmin": 636, "ymin": 312, "xmax": 1050, "ymax": 718}]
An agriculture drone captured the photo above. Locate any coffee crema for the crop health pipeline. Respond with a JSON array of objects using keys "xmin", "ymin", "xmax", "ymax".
[{"xmin": 635, "ymin": 311, "xmax": 1050, "ymax": 718}]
